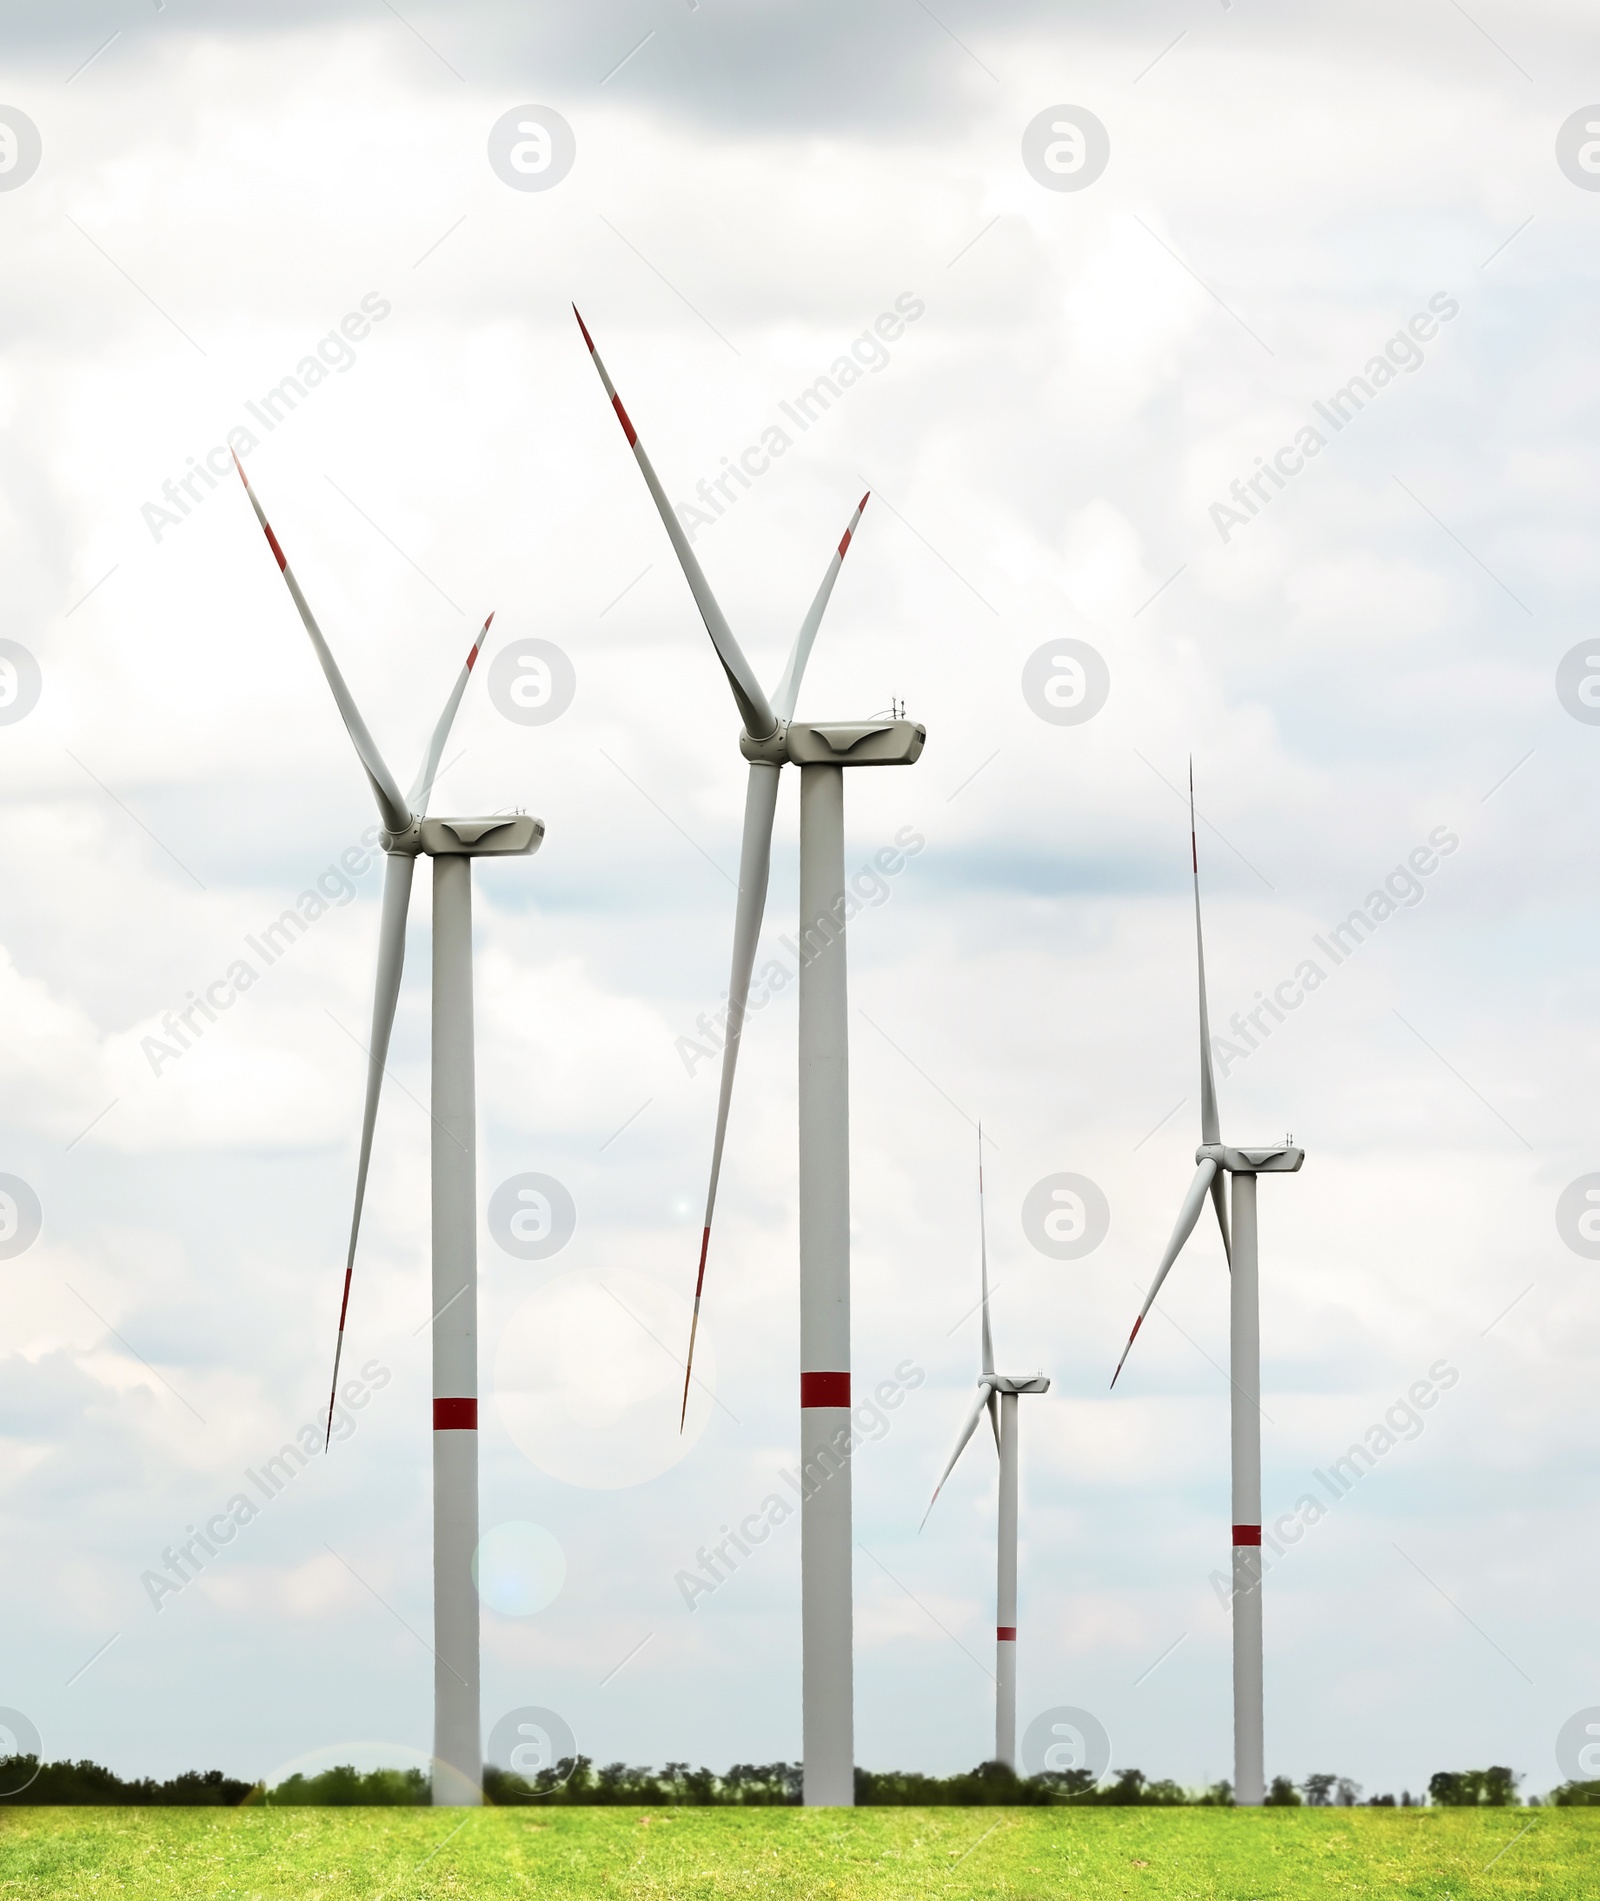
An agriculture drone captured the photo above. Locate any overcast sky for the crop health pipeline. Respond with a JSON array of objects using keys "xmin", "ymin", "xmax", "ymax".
[{"xmin": 1, "ymin": 0, "xmax": 1598, "ymax": 1801}]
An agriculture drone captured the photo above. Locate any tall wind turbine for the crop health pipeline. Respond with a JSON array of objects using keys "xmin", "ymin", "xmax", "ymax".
[
  {"xmin": 1110, "ymin": 769, "xmax": 1302, "ymax": 1807},
  {"xmin": 234, "ymin": 455, "xmax": 544, "ymax": 1808},
  {"xmin": 921, "ymin": 1130, "xmax": 1049, "ymax": 1770},
  {"xmin": 576, "ymin": 310, "xmax": 923, "ymax": 1806}
]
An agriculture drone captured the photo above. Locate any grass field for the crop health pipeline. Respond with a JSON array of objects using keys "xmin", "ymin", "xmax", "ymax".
[{"xmin": 0, "ymin": 1806, "xmax": 1592, "ymax": 1899}]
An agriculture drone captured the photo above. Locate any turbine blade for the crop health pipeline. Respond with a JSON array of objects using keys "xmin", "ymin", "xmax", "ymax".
[
  {"xmin": 920, "ymin": 1382, "xmax": 994, "ymax": 1530},
  {"xmin": 678, "ymin": 761, "xmax": 782, "ymax": 1430},
  {"xmin": 323, "ymin": 851, "xmax": 414, "ymax": 1446},
  {"xmin": 1191, "ymin": 762, "xmax": 1221, "ymax": 1147},
  {"xmin": 1110, "ymin": 1157, "xmax": 1218, "ymax": 1388},
  {"xmin": 978, "ymin": 1124, "xmax": 994, "ymax": 1379},
  {"xmin": 573, "ymin": 308, "xmax": 776, "ymax": 740},
  {"xmin": 232, "ymin": 453, "xmax": 410, "ymax": 835},
  {"xmin": 409, "ymin": 613, "xmax": 493, "ymax": 815},
  {"xmin": 986, "ymin": 1385, "xmax": 1000, "ymax": 1453},
  {"xmin": 1210, "ymin": 1170, "xmax": 1232, "ymax": 1267},
  {"xmin": 771, "ymin": 493, "xmax": 870, "ymax": 722}
]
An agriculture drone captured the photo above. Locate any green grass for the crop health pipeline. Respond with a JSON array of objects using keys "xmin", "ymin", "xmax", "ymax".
[{"xmin": 0, "ymin": 1805, "xmax": 1591, "ymax": 1898}]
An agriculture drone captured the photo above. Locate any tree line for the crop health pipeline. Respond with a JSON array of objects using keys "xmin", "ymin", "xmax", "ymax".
[{"xmin": 2, "ymin": 1754, "xmax": 1593, "ymax": 1807}]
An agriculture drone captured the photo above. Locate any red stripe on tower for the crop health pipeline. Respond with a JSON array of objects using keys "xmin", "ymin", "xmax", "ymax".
[
  {"xmin": 1232, "ymin": 1524, "xmax": 1261, "ymax": 1546},
  {"xmin": 612, "ymin": 394, "xmax": 637, "ymax": 446},
  {"xmin": 800, "ymin": 1371, "xmax": 850, "ymax": 1408},
  {"xmin": 434, "ymin": 1397, "xmax": 478, "ymax": 1430},
  {"xmin": 996, "ymin": 1626, "xmax": 1017, "ymax": 1642}
]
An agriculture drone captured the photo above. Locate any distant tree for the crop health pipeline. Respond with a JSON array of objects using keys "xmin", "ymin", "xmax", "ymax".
[
  {"xmin": 1265, "ymin": 1776, "xmax": 1302, "ymax": 1806},
  {"xmin": 1195, "ymin": 1780, "xmax": 1234, "ymax": 1807},
  {"xmin": 1481, "ymin": 1767, "xmax": 1520, "ymax": 1807},
  {"xmin": 721, "ymin": 1763, "xmax": 801, "ymax": 1805},
  {"xmin": 858, "ymin": 1761, "xmax": 1052, "ymax": 1807},
  {"xmin": 1137, "ymin": 1779, "xmax": 1190, "ymax": 1806},
  {"xmin": 1429, "ymin": 1768, "xmax": 1520, "ymax": 1808},
  {"xmin": 1368, "ymin": 1793, "xmax": 1396, "ymax": 1806},
  {"xmin": 0, "ymin": 1757, "xmax": 255, "ymax": 1806},
  {"xmin": 1550, "ymin": 1781, "xmax": 1600, "ymax": 1807},
  {"xmin": 484, "ymin": 1754, "xmax": 589, "ymax": 1804},
  {"xmin": 1301, "ymin": 1773, "xmax": 1337, "ymax": 1806},
  {"xmin": 267, "ymin": 1766, "xmax": 426, "ymax": 1806},
  {"xmin": 1335, "ymin": 1778, "xmax": 1362, "ymax": 1807},
  {"xmin": 1032, "ymin": 1768, "xmax": 1099, "ymax": 1801}
]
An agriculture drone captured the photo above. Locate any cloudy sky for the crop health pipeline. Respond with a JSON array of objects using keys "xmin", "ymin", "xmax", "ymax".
[{"xmin": 2, "ymin": 0, "xmax": 1598, "ymax": 1801}]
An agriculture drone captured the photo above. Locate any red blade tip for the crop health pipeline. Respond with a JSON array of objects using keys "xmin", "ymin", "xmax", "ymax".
[
  {"xmin": 858, "ymin": 492, "xmax": 870, "ymax": 511},
  {"xmin": 572, "ymin": 305, "xmax": 596, "ymax": 353},
  {"xmin": 1110, "ymin": 1315, "xmax": 1143, "ymax": 1388}
]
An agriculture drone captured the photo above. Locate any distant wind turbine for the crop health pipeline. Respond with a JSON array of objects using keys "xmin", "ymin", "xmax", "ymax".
[
  {"xmin": 921, "ymin": 1129, "xmax": 1049, "ymax": 1770},
  {"xmin": 1110, "ymin": 767, "xmax": 1302, "ymax": 1808}
]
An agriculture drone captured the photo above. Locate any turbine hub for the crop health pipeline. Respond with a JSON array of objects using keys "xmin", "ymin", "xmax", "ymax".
[
  {"xmin": 738, "ymin": 721, "xmax": 791, "ymax": 765},
  {"xmin": 380, "ymin": 818, "xmax": 425, "ymax": 857}
]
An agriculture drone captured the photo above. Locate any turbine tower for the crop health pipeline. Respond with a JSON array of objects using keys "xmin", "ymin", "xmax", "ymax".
[
  {"xmin": 1110, "ymin": 768, "xmax": 1302, "ymax": 1808},
  {"xmin": 921, "ymin": 1130, "xmax": 1049, "ymax": 1769},
  {"xmin": 576, "ymin": 310, "xmax": 923, "ymax": 1806},
  {"xmin": 234, "ymin": 455, "xmax": 544, "ymax": 1807}
]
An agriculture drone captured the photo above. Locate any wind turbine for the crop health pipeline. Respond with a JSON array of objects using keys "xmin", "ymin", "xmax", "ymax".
[
  {"xmin": 575, "ymin": 309, "xmax": 923, "ymax": 1806},
  {"xmin": 921, "ymin": 1130, "xmax": 1049, "ymax": 1770},
  {"xmin": 233, "ymin": 454, "xmax": 544, "ymax": 1808},
  {"xmin": 1110, "ymin": 769, "xmax": 1302, "ymax": 1808}
]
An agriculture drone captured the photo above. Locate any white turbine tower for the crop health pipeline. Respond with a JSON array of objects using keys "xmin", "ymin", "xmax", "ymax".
[
  {"xmin": 1110, "ymin": 768, "xmax": 1302, "ymax": 1808},
  {"xmin": 234, "ymin": 455, "xmax": 544, "ymax": 1807},
  {"xmin": 576, "ymin": 309, "xmax": 923, "ymax": 1806},
  {"xmin": 921, "ymin": 1131, "xmax": 1049, "ymax": 1770}
]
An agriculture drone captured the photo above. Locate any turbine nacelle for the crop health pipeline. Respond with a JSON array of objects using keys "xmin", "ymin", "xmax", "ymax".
[
  {"xmin": 1196, "ymin": 1142, "xmax": 1305, "ymax": 1175},
  {"xmin": 379, "ymin": 815, "xmax": 547, "ymax": 858},
  {"xmin": 986, "ymin": 1375, "xmax": 1051, "ymax": 1396},
  {"xmin": 739, "ymin": 718, "xmax": 927, "ymax": 769}
]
